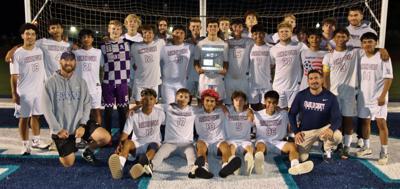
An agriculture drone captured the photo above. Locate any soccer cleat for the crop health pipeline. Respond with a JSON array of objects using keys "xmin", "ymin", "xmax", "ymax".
[
  {"xmin": 188, "ymin": 165, "xmax": 198, "ymax": 178},
  {"xmin": 108, "ymin": 154, "xmax": 123, "ymax": 179},
  {"xmin": 31, "ymin": 139, "xmax": 50, "ymax": 150},
  {"xmin": 340, "ymin": 146, "xmax": 350, "ymax": 159},
  {"xmin": 143, "ymin": 163, "xmax": 153, "ymax": 177},
  {"xmin": 219, "ymin": 156, "xmax": 241, "ymax": 178},
  {"xmin": 288, "ymin": 161, "xmax": 314, "ymax": 175},
  {"xmin": 357, "ymin": 138, "xmax": 364, "ymax": 148},
  {"xmin": 244, "ymin": 153, "xmax": 254, "ymax": 176},
  {"xmin": 254, "ymin": 151, "xmax": 265, "ymax": 175},
  {"xmin": 193, "ymin": 157, "xmax": 213, "ymax": 179},
  {"xmin": 377, "ymin": 152, "xmax": 389, "ymax": 165},
  {"xmin": 82, "ymin": 148, "xmax": 98, "ymax": 165},
  {"xmin": 129, "ymin": 163, "xmax": 146, "ymax": 179},
  {"xmin": 356, "ymin": 148, "xmax": 372, "ymax": 157}
]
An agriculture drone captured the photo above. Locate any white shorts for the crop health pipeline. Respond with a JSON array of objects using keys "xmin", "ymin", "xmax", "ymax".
[
  {"xmin": 337, "ymin": 94, "xmax": 357, "ymax": 117},
  {"xmin": 161, "ymin": 84, "xmax": 186, "ymax": 104},
  {"xmin": 195, "ymin": 140, "xmax": 223, "ymax": 156},
  {"xmin": 358, "ymin": 104, "xmax": 387, "ymax": 120},
  {"xmin": 277, "ymin": 90, "xmax": 298, "ymax": 109},
  {"xmin": 128, "ymin": 141, "xmax": 161, "ymax": 161},
  {"xmin": 224, "ymin": 78, "xmax": 249, "ymax": 104},
  {"xmin": 227, "ymin": 140, "xmax": 253, "ymax": 154},
  {"xmin": 198, "ymin": 82, "xmax": 225, "ymax": 100},
  {"xmin": 248, "ymin": 88, "xmax": 272, "ymax": 104},
  {"xmin": 90, "ymin": 86, "xmax": 102, "ymax": 109},
  {"xmin": 132, "ymin": 85, "xmax": 159, "ymax": 102},
  {"xmin": 256, "ymin": 140, "xmax": 287, "ymax": 154},
  {"xmin": 14, "ymin": 95, "xmax": 42, "ymax": 118}
]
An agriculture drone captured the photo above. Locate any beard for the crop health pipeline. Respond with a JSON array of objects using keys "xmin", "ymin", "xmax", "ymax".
[
  {"xmin": 309, "ymin": 83, "xmax": 321, "ymax": 90},
  {"xmin": 62, "ymin": 65, "xmax": 75, "ymax": 73}
]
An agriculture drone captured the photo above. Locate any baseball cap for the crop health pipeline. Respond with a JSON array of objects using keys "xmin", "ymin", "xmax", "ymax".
[{"xmin": 60, "ymin": 51, "xmax": 76, "ymax": 60}]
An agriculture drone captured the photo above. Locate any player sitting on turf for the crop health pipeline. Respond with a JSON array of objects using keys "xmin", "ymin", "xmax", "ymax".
[
  {"xmin": 254, "ymin": 90, "xmax": 314, "ymax": 175},
  {"xmin": 108, "ymin": 88, "xmax": 165, "ymax": 180}
]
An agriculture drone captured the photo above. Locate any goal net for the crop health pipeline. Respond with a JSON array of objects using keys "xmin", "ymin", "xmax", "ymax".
[{"xmin": 28, "ymin": 0, "xmax": 386, "ymax": 46}]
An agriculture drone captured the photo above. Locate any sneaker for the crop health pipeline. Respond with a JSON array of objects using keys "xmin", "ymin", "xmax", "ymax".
[
  {"xmin": 108, "ymin": 154, "xmax": 123, "ymax": 179},
  {"xmin": 288, "ymin": 161, "xmax": 314, "ymax": 175},
  {"xmin": 219, "ymin": 156, "xmax": 241, "ymax": 178},
  {"xmin": 143, "ymin": 163, "xmax": 153, "ymax": 177},
  {"xmin": 31, "ymin": 139, "xmax": 50, "ymax": 150},
  {"xmin": 356, "ymin": 148, "xmax": 372, "ymax": 157},
  {"xmin": 340, "ymin": 146, "xmax": 350, "ymax": 159},
  {"xmin": 254, "ymin": 151, "xmax": 265, "ymax": 175},
  {"xmin": 129, "ymin": 163, "xmax": 146, "ymax": 179},
  {"xmin": 75, "ymin": 138, "xmax": 88, "ymax": 149},
  {"xmin": 193, "ymin": 156, "xmax": 213, "ymax": 179},
  {"xmin": 82, "ymin": 148, "xmax": 98, "ymax": 165},
  {"xmin": 188, "ymin": 165, "xmax": 198, "ymax": 178},
  {"xmin": 21, "ymin": 144, "xmax": 31, "ymax": 156},
  {"xmin": 378, "ymin": 152, "xmax": 389, "ymax": 165},
  {"xmin": 244, "ymin": 153, "xmax": 254, "ymax": 176},
  {"xmin": 357, "ymin": 138, "xmax": 364, "ymax": 148}
]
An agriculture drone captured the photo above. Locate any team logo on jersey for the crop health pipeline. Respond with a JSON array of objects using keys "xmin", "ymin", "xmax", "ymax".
[
  {"xmin": 144, "ymin": 54, "xmax": 154, "ymax": 63},
  {"xmin": 205, "ymin": 122, "xmax": 217, "ymax": 131}
]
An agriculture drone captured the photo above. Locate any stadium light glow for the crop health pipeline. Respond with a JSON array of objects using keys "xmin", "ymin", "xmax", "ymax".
[
  {"xmin": 315, "ymin": 23, "xmax": 320, "ymax": 28},
  {"xmin": 70, "ymin": 26, "xmax": 77, "ymax": 33}
]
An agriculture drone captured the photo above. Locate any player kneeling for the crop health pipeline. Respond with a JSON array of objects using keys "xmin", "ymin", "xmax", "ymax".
[
  {"xmin": 108, "ymin": 88, "xmax": 165, "ymax": 179},
  {"xmin": 253, "ymin": 91, "xmax": 313, "ymax": 175},
  {"xmin": 193, "ymin": 89, "xmax": 241, "ymax": 179}
]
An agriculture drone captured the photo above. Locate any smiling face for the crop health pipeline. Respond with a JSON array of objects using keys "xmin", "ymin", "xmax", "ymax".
[
  {"xmin": 278, "ymin": 26, "xmax": 292, "ymax": 42},
  {"xmin": 361, "ymin": 38, "xmax": 377, "ymax": 55},
  {"xmin": 60, "ymin": 58, "xmax": 76, "ymax": 73},
  {"xmin": 203, "ymin": 96, "xmax": 217, "ymax": 112},
  {"xmin": 333, "ymin": 32, "xmax": 349, "ymax": 48},
  {"xmin": 175, "ymin": 91, "xmax": 191, "ymax": 107},
  {"xmin": 142, "ymin": 29, "xmax": 155, "ymax": 44},
  {"xmin": 307, "ymin": 34, "xmax": 321, "ymax": 48},
  {"xmin": 21, "ymin": 29, "xmax": 37, "ymax": 47},
  {"xmin": 172, "ymin": 29, "xmax": 185, "ymax": 44},
  {"xmin": 108, "ymin": 24, "xmax": 123, "ymax": 40},
  {"xmin": 189, "ymin": 21, "xmax": 201, "ymax": 36},
  {"xmin": 245, "ymin": 14, "xmax": 258, "ymax": 28},
  {"xmin": 48, "ymin": 24, "xmax": 64, "ymax": 39},
  {"xmin": 158, "ymin": 20, "xmax": 168, "ymax": 34},
  {"xmin": 264, "ymin": 97, "xmax": 278, "ymax": 114},
  {"xmin": 219, "ymin": 20, "xmax": 230, "ymax": 33},
  {"xmin": 207, "ymin": 23, "xmax": 219, "ymax": 36},
  {"xmin": 80, "ymin": 34, "xmax": 94, "ymax": 49},
  {"xmin": 307, "ymin": 72, "xmax": 323, "ymax": 90},
  {"xmin": 252, "ymin": 31, "xmax": 265, "ymax": 45},
  {"xmin": 348, "ymin": 10, "xmax": 363, "ymax": 26},
  {"xmin": 231, "ymin": 23, "xmax": 244, "ymax": 38}
]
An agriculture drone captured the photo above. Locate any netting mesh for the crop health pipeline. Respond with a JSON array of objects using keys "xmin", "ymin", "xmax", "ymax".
[{"xmin": 30, "ymin": 0, "xmax": 382, "ymax": 46}]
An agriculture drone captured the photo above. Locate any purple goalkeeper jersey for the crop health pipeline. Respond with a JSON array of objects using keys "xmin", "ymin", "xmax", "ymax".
[{"xmin": 100, "ymin": 38, "xmax": 131, "ymax": 85}]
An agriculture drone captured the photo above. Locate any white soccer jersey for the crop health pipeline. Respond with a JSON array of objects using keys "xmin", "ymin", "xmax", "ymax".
[
  {"xmin": 224, "ymin": 106, "xmax": 252, "ymax": 141},
  {"xmin": 270, "ymin": 41, "xmax": 306, "ymax": 92},
  {"xmin": 322, "ymin": 49, "xmax": 360, "ymax": 97},
  {"xmin": 195, "ymin": 37, "xmax": 228, "ymax": 87},
  {"xmin": 10, "ymin": 47, "xmax": 45, "ymax": 96},
  {"xmin": 161, "ymin": 42, "xmax": 193, "ymax": 86},
  {"xmin": 158, "ymin": 104, "xmax": 196, "ymax": 143},
  {"xmin": 254, "ymin": 110, "xmax": 288, "ymax": 142},
  {"xmin": 249, "ymin": 44, "xmax": 273, "ymax": 89},
  {"xmin": 123, "ymin": 33, "xmax": 143, "ymax": 43},
  {"xmin": 226, "ymin": 37, "xmax": 254, "ymax": 80},
  {"xmin": 36, "ymin": 38, "xmax": 70, "ymax": 78},
  {"xmin": 194, "ymin": 107, "xmax": 226, "ymax": 143},
  {"xmin": 123, "ymin": 107, "xmax": 166, "ymax": 144},
  {"xmin": 359, "ymin": 52, "xmax": 393, "ymax": 106},
  {"xmin": 346, "ymin": 23, "xmax": 377, "ymax": 48},
  {"xmin": 73, "ymin": 48, "xmax": 103, "ymax": 93},
  {"xmin": 131, "ymin": 39, "xmax": 166, "ymax": 87},
  {"xmin": 299, "ymin": 49, "xmax": 327, "ymax": 90}
]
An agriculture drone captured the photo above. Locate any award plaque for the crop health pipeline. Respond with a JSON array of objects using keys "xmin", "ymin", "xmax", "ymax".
[{"xmin": 200, "ymin": 45, "xmax": 224, "ymax": 73}]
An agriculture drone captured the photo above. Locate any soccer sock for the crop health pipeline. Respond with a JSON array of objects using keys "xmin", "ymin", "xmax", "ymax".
[
  {"xmin": 32, "ymin": 135, "xmax": 40, "ymax": 142},
  {"xmin": 381, "ymin": 145, "xmax": 388, "ymax": 155},
  {"xmin": 119, "ymin": 156, "xmax": 127, "ymax": 168},
  {"xmin": 344, "ymin": 135, "xmax": 352, "ymax": 147},
  {"xmin": 22, "ymin": 140, "xmax": 29, "ymax": 146},
  {"xmin": 364, "ymin": 139, "xmax": 370, "ymax": 149},
  {"xmin": 325, "ymin": 150, "xmax": 332, "ymax": 158},
  {"xmin": 290, "ymin": 159, "xmax": 299, "ymax": 167}
]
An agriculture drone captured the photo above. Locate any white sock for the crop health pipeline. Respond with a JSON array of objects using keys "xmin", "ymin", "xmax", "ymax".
[
  {"xmin": 288, "ymin": 132, "xmax": 295, "ymax": 138},
  {"xmin": 32, "ymin": 135, "xmax": 40, "ymax": 142},
  {"xmin": 119, "ymin": 156, "xmax": 126, "ymax": 168},
  {"xmin": 364, "ymin": 139, "xmax": 370, "ymax": 149},
  {"xmin": 22, "ymin": 140, "xmax": 29, "ymax": 146},
  {"xmin": 344, "ymin": 135, "xmax": 352, "ymax": 147},
  {"xmin": 325, "ymin": 150, "xmax": 332, "ymax": 158},
  {"xmin": 290, "ymin": 159, "xmax": 299, "ymax": 167},
  {"xmin": 381, "ymin": 145, "xmax": 388, "ymax": 154}
]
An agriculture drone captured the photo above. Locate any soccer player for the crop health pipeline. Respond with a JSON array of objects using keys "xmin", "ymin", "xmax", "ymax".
[
  {"xmin": 290, "ymin": 70, "xmax": 343, "ymax": 162},
  {"xmin": 254, "ymin": 90, "xmax": 314, "ymax": 175},
  {"xmin": 320, "ymin": 17, "xmax": 337, "ymax": 51},
  {"xmin": 100, "ymin": 20, "xmax": 131, "ymax": 137},
  {"xmin": 248, "ymin": 24, "xmax": 273, "ymax": 111},
  {"xmin": 185, "ymin": 17, "xmax": 204, "ymax": 97},
  {"xmin": 194, "ymin": 89, "xmax": 241, "ymax": 179},
  {"xmin": 151, "ymin": 88, "xmax": 197, "ymax": 177},
  {"xmin": 123, "ymin": 14, "xmax": 143, "ymax": 43},
  {"xmin": 224, "ymin": 91, "xmax": 255, "ymax": 176},
  {"xmin": 74, "ymin": 29, "xmax": 103, "ymax": 126},
  {"xmin": 270, "ymin": 21, "xmax": 306, "ymax": 110},
  {"xmin": 218, "ymin": 17, "xmax": 231, "ymax": 41},
  {"xmin": 42, "ymin": 51, "xmax": 111, "ymax": 167},
  {"xmin": 271, "ymin": 13, "xmax": 299, "ymax": 44},
  {"xmin": 346, "ymin": 6, "xmax": 377, "ymax": 48},
  {"xmin": 299, "ymin": 29, "xmax": 327, "ymax": 90},
  {"xmin": 225, "ymin": 18, "xmax": 254, "ymax": 105},
  {"xmin": 356, "ymin": 32, "xmax": 393, "ymax": 165},
  {"xmin": 108, "ymin": 88, "xmax": 165, "ymax": 179},
  {"xmin": 10, "ymin": 23, "xmax": 48, "ymax": 155},
  {"xmin": 242, "ymin": 10, "xmax": 258, "ymax": 38},
  {"xmin": 194, "ymin": 19, "xmax": 229, "ymax": 102},
  {"xmin": 131, "ymin": 25, "xmax": 165, "ymax": 104},
  {"xmin": 156, "ymin": 17, "xmax": 171, "ymax": 41},
  {"xmin": 160, "ymin": 25, "xmax": 194, "ymax": 104}
]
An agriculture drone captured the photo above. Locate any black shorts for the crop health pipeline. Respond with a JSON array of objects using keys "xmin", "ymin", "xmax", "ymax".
[{"xmin": 52, "ymin": 121, "xmax": 100, "ymax": 157}]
